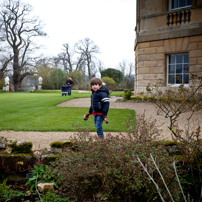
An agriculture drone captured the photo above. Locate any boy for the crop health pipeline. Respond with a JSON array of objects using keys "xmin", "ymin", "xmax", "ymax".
[{"xmin": 84, "ymin": 78, "xmax": 110, "ymax": 138}]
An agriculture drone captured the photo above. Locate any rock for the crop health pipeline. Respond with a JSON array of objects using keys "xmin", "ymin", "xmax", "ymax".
[
  {"xmin": 37, "ymin": 183, "xmax": 54, "ymax": 192},
  {"xmin": 166, "ymin": 145, "xmax": 180, "ymax": 154},
  {"xmin": 16, "ymin": 140, "xmax": 26, "ymax": 146},
  {"xmin": 6, "ymin": 139, "xmax": 15, "ymax": 145},
  {"xmin": 0, "ymin": 143, "xmax": 6, "ymax": 150},
  {"xmin": 0, "ymin": 137, "xmax": 10, "ymax": 152},
  {"xmin": 0, "ymin": 137, "xmax": 6, "ymax": 149},
  {"xmin": 51, "ymin": 147, "xmax": 62, "ymax": 153}
]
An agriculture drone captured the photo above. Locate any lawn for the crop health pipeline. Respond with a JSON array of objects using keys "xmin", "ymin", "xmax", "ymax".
[{"xmin": 0, "ymin": 90, "xmax": 135, "ymax": 132}]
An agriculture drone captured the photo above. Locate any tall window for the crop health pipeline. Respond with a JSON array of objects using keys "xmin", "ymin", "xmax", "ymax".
[
  {"xmin": 169, "ymin": 0, "xmax": 192, "ymax": 10},
  {"xmin": 167, "ymin": 53, "xmax": 189, "ymax": 85}
]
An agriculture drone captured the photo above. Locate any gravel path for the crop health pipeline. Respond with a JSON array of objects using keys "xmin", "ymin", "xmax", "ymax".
[{"xmin": 0, "ymin": 96, "xmax": 201, "ymax": 150}]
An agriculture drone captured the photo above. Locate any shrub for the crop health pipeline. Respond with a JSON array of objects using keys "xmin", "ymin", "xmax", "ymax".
[
  {"xmin": 145, "ymin": 75, "xmax": 202, "ymax": 201},
  {"xmin": 123, "ymin": 89, "xmax": 133, "ymax": 100},
  {"xmin": 25, "ymin": 164, "xmax": 59, "ymax": 191},
  {"xmin": 78, "ymin": 82, "xmax": 90, "ymax": 90},
  {"xmin": 0, "ymin": 179, "xmax": 24, "ymax": 201},
  {"xmin": 50, "ymin": 141, "xmax": 77, "ymax": 150},
  {"xmin": 102, "ymin": 76, "xmax": 116, "ymax": 90},
  {"xmin": 101, "ymin": 68, "xmax": 124, "ymax": 84},
  {"xmin": 50, "ymin": 68, "xmax": 66, "ymax": 89},
  {"xmin": 62, "ymin": 141, "xmax": 73, "ymax": 147},
  {"xmin": 11, "ymin": 141, "xmax": 33, "ymax": 153},
  {"xmin": 42, "ymin": 83, "xmax": 53, "ymax": 90},
  {"xmin": 35, "ymin": 191, "xmax": 68, "ymax": 202},
  {"xmin": 50, "ymin": 141, "xmax": 63, "ymax": 148},
  {"xmin": 0, "ymin": 78, "xmax": 4, "ymax": 90},
  {"xmin": 68, "ymin": 70, "xmax": 82, "ymax": 90},
  {"xmin": 50, "ymin": 138, "xmax": 181, "ymax": 201},
  {"xmin": 49, "ymin": 114, "xmax": 182, "ymax": 201}
]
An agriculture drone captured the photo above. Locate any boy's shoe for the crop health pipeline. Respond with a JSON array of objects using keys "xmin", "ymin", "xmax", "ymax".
[{"xmin": 98, "ymin": 134, "xmax": 104, "ymax": 138}]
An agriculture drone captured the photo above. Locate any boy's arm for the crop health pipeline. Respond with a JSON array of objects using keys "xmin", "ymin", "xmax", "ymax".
[
  {"xmin": 84, "ymin": 106, "xmax": 92, "ymax": 121},
  {"xmin": 101, "ymin": 92, "xmax": 110, "ymax": 116},
  {"xmin": 89, "ymin": 105, "xmax": 92, "ymax": 114},
  {"xmin": 89, "ymin": 94, "xmax": 93, "ymax": 114}
]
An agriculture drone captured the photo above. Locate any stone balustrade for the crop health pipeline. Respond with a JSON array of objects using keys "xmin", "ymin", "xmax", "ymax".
[{"xmin": 167, "ymin": 9, "xmax": 191, "ymax": 26}]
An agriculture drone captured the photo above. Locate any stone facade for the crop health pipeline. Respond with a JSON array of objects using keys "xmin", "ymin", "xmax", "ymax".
[{"xmin": 135, "ymin": 0, "xmax": 202, "ymax": 92}]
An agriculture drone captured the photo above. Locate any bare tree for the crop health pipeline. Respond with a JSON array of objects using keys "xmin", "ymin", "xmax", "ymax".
[
  {"xmin": 75, "ymin": 51, "xmax": 86, "ymax": 72},
  {"xmin": 97, "ymin": 60, "xmax": 106, "ymax": 72},
  {"xmin": 75, "ymin": 38, "xmax": 99, "ymax": 80},
  {"xmin": 128, "ymin": 61, "xmax": 134, "ymax": 77},
  {"xmin": 52, "ymin": 56, "xmax": 61, "ymax": 69},
  {"xmin": 118, "ymin": 60, "xmax": 127, "ymax": 76},
  {"xmin": 118, "ymin": 60, "xmax": 134, "ymax": 76},
  {"xmin": 0, "ymin": 55, "xmax": 13, "ymax": 79},
  {"xmin": 0, "ymin": 0, "xmax": 46, "ymax": 89},
  {"xmin": 56, "ymin": 43, "xmax": 85, "ymax": 74},
  {"xmin": 56, "ymin": 39, "xmax": 99, "ymax": 78},
  {"xmin": 117, "ymin": 60, "xmax": 135, "ymax": 89},
  {"xmin": 58, "ymin": 43, "xmax": 74, "ymax": 73},
  {"xmin": 57, "ymin": 52, "xmax": 68, "ymax": 72}
]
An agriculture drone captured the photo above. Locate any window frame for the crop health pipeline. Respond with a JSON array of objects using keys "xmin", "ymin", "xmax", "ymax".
[
  {"xmin": 169, "ymin": 0, "xmax": 192, "ymax": 11},
  {"xmin": 167, "ymin": 53, "xmax": 189, "ymax": 87}
]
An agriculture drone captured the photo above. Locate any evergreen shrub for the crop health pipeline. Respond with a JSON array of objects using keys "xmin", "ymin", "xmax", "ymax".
[{"xmin": 123, "ymin": 89, "xmax": 133, "ymax": 100}]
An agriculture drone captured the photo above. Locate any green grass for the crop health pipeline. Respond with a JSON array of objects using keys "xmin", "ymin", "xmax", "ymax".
[{"xmin": 0, "ymin": 90, "xmax": 134, "ymax": 132}]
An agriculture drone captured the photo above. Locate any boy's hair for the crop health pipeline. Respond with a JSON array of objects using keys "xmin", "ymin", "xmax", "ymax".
[{"xmin": 90, "ymin": 78, "xmax": 103, "ymax": 87}]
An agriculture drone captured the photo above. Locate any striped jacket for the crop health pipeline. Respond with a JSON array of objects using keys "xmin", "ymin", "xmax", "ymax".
[{"xmin": 89, "ymin": 86, "xmax": 110, "ymax": 116}]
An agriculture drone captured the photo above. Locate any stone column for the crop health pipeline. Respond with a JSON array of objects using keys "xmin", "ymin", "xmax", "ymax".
[
  {"xmin": 38, "ymin": 77, "xmax": 43, "ymax": 90},
  {"xmin": 3, "ymin": 77, "xmax": 9, "ymax": 92}
]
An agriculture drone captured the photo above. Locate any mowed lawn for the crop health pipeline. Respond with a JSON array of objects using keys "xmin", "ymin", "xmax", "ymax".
[{"xmin": 0, "ymin": 90, "xmax": 135, "ymax": 132}]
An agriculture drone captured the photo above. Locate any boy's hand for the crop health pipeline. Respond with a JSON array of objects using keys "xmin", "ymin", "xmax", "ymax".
[
  {"xmin": 103, "ymin": 116, "xmax": 108, "ymax": 124},
  {"xmin": 83, "ymin": 113, "xmax": 90, "ymax": 121}
]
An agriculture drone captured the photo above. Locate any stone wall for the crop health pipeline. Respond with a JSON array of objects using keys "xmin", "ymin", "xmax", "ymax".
[
  {"xmin": 135, "ymin": 0, "xmax": 202, "ymax": 93},
  {"xmin": 135, "ymin": 35, "xmax": 202, "ymax": 92}
]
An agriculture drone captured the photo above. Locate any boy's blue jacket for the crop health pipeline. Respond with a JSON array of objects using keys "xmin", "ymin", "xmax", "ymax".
[{"xmin": 89, "ymin": 86, "xmax": 110, "ymax": 116}]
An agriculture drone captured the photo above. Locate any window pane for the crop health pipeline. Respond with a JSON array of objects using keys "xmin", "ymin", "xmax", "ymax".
[
  {"xmin": 168, "ymin": 53, "xmax": 189, "ymax": 85},
  {"xmin": 172, "ymin": 0, "xmax": 178, "ymax": 9},
  {"xmin": 169, "ymin": 75, "xmax": 175, "ymax": 84},
  {"xmin": 187, "ymin": 0, "xmax": 192, "ymax": 6},
  {"xmin": 179, "ymin": 0, "xmax": 185, "ymax": 7},
  {"xmin": 171, "ymin": 0, "xmax": 191, "ymax": 9},
  {"xmin": 176, "ymin": 64, "xmax": 182, "ymax": 73},
  {"xmin": 184, "ymin": 74, "xmax": 189, "ymax": 83},
  {"xmin": 176, "ymin": 74, "xmax": 182, "ymax": 83},
  {"xmin": 184, "ymin": 64, "xmax": 189, "ymax": 73},
  {"xmin": 184, "ymin": 54, "xmax": 189, "ymax": 63},
  {"xmin": 176, "ymin": 54, "xmax": 183, "ymax": 63},
  {"xmin": 169, "ymin": 65, "xmax": 175, "ymax": 73},
  {"xmin": 170, "ymin": 55, "xmax": 175, "ymax": 64}
]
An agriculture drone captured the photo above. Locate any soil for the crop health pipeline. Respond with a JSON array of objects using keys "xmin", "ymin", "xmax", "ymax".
[{"xmin": 0, "ymin": 96, "xmax": 202, "ymax": 150}]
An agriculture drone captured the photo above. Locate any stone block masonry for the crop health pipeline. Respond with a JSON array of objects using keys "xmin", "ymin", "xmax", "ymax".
[{"xmin": 135, "ymin": 36, "xmax": 202, "ymax": 93}]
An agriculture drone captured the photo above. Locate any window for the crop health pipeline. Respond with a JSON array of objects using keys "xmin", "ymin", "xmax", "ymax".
[
  {"xmin": 167, "ymin": 53, "xmax": 189, "ymax": 85},
  {"xmin": 169, "ymin": 0, "xmax": 191, "ymax": 10}
]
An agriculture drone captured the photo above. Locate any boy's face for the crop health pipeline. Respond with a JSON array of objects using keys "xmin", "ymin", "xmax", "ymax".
[{"xmin": 91, "ymin": 84, "xmax": 101, "ymax": 92}]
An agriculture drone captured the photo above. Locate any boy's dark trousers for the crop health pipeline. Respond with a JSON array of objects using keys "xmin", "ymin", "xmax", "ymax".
[{"xmin": 94, "ymin": 115, "xmax": 104, "ymax": 138}]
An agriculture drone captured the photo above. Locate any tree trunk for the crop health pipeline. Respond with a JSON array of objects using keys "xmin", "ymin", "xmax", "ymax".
[{"xmin": 13, "ymin": 49, "xmax": 21, "ymax": 89}]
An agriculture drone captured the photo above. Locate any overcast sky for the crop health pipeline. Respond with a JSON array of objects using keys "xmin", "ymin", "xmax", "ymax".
[{"xmin": 23, "ymin": 0, "xmax": 136, "ymax": 68}]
